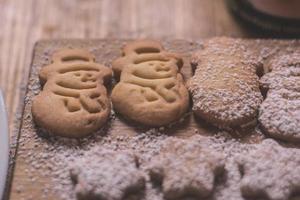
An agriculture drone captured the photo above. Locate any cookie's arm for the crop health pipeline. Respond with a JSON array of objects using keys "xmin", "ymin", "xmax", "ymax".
[
  {"xmin": 39, "ymin": 64, "xmax": 54, "ymax": 86},
  {"xmin": 95, "ymin": 64, "xmax": 112, "ymax": 85},
  {"xmin": 112, "ymin": 57, "xmax": 129, "ymax": 80},
  {"xmin": 102, "ymin": 65, "xmax": 113, "ymax": 82},
  {"xmin": 163, "ymin": 52, "xmax": 183, "ymax": 69}
]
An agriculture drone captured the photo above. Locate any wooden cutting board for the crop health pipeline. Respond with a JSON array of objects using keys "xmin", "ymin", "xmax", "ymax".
[{"xmin": 7, "ymin": 38, "xmax": 300, "ymax": 200}]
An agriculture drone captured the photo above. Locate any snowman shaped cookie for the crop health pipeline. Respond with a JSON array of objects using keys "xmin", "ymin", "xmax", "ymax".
[
  {"xmin": 111, "ymin": 40, "xmax": 189, "ymax": 126},
  {"xmin": 32, "ymin": 49, "xmax": 112, "ymax": 138}
]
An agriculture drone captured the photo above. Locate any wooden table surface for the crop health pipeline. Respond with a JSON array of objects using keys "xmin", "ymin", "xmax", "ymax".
[{"xmin": 0, "ymin": 0, "xmax": 260, "ymax": 198}]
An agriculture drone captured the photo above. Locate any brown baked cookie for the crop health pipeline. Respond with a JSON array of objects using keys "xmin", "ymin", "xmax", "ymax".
[
  {"xmin": 259, "ymin": 53, "xmax": 300, "ymax": 143},
  {"xmin": 188, "ymin": 37, "xmax": 263, "ymax": 129},
  {"xmin": 70, "ymin": 149, "xmax": 145, "ymax": 200},
  {"xmin": 32, "ymin": 49, "xmax": 112, "ymax": 138},
  {"xmin": 237, "ymin": 139, "xmax": 300, "ymax": 200},
  {"xmin": 147, "ymin": 136, "xmax": 225, "ymax": 199},
  {"xmin": 111, "ymin": 40, "xmax": 189, "ymax": 126}
]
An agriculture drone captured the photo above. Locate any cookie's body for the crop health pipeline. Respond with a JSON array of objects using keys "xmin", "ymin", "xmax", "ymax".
[
  {"xmin": 189, "ymin": 37, "xmax": 263, "ymax": 129},
  {"xmin": 32, "ymin": 49, "xmax": 112, "ymax": 138},
  {"xmin": 111, "ymin": 40, "xmax": 189, "ymax": 126}
]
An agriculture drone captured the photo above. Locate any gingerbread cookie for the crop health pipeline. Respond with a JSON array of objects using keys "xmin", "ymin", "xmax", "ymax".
[
  {"xmin": 237, "ymin": 139, "xmax": 300, "ymax": 200},
  {"xmin": 147, "ymin": 136, "xmax": 225, "ymax": 199},
  {"xmin": 188, "ymin": 37, "xmax": 263, "ymax": 129},
  {"xmin": 70, "ymin": 149, "xmax": 145, "ymax": 200},
  {"xmin": 259, "ymin": 53, "xmax": 300, "ymax": 143},
  {"xmin": 111, "ymin": 40, "xmax": 189, "ymax": 126},
  {"xmin": 32, "ymin": 49, "xmax": 112, "ymax": 138}
]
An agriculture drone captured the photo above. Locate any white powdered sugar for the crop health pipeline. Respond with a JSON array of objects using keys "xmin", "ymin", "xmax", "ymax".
[
  {"xmin": 237, "ymin": 139, "xmax": 300, "ymax": 200},
  {"xmin": 147, "ymin": 136, "xmax": 225, "ymax": 199},
  {"xmin": 259, "ymin": 53, "xmax": 300, "ymax": 143},
  {"xmin": 189, "ymin": 37, "xmax": 263, "ymax": 129},
  {"xmin": 70, "ymin": 149, "xmax": 145, "ymax": 200},
  {"xmin": 17, "ymin": 118, "xmax": 171, "ymax": 200},
  {"xmin": 16, "ymin": 116, "xmax": 300, "ymax": 200},
  {"xmin": 259, "ymin": 89, "xmax": 300, "ymax": 141}
]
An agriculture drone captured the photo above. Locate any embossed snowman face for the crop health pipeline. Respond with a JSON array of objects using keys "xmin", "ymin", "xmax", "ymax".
[
  {"xmin": 133, "ymin": 60, "xmax": 172, "ymax": 80},
  {"xmin": 56, "ymin": 70, "xmax": 99, "ymax": 90},
  {"xmin": 73, "ymin": 71, "xmax": 97, "ymax": 83}
]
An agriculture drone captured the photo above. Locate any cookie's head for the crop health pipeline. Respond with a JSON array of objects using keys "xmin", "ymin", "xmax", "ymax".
[
  {"xmin": 39, "ymin": 48, "xmax": 111, "ymax": 86},
  {"xmin": 112, "ymin": 40, "xmax": 183, "ymax": 79}
]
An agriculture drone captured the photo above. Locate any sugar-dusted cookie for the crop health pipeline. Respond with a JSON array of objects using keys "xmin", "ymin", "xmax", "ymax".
[
  {"xmin": 147, "ymin": 136, "xmax": 225, "ymax": 199},
  {"xmin": 111, "ymin": 40, "xmax": 189, "ymax": 126},
  {"xmin": 32, "ymin": 49, "xmax": 112, "ymax": 138},
  {"xmin": 237, "ymin": 139, "xmax": 300, "ymax": 200},
  {"xmin": 259, "ymin": 53, "xmax": 300, "ymax": 143},
  {"xmin": 70, "ymin": 149, "xmax": 145, "ymax": 200},
  {"xmin": 189, "ymin": 37, "xmax": 263, "ymax": 129}
]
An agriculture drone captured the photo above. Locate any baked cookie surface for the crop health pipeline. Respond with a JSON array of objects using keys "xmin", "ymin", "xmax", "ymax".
[
  {"xmin": 32, "ymin": 49, "xmax": 112, "ymax": 138},
  {"xmin": 111, "ymin": 40, "xmax": 189, "ymax": 126},
  {"xmin": 259, "ymin": 53, "xmax": 300, "ymax": 143},
  {"xmin": 189, "ymin": 37, "xmax": 263, "ymax": 129}
]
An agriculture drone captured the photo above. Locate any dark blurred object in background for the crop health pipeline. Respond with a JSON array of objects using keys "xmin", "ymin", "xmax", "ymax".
[{"xmin": 227, "ymin": 0, "xmax": 300, "ymax": 38}]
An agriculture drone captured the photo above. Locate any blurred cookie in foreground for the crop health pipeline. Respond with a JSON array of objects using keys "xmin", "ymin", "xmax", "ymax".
[
  {"xmin": 237, "ymin": 139, "xmax": 300, "ymax": 200},
  {"xmin": 70, "ymin": 149, "xmax": 145, "ymax": 200},
  {"xmin": 147, "ymin": 136, "xmax": 225, "ymax": 199},
  {"xmin": 188, "ymin": 37, "xmax": 262, "ymax": 130}
]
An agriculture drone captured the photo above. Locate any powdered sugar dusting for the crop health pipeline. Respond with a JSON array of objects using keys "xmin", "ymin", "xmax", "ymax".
[
  {"xmin": 238, "ymin": 139, "xmax": 300, "ymax": 200},
  {"xmin": 70, "ymin": 149, "xmax": 145, "ymax": 200},
  {"xmin": 16, "ymin": 121, "xmax": 256, "ymax": 200},
  {"xmin": 17, "ymin": 120, "xmax": 169, "ymax": 200},
  {"xmin": 15, "ymin": 114, "xmax": 300, "ymax": 200},
  {"xmin": 259, "ymin": 53, "xmax": 300, "ymax": 143},
  {"xmin": 147, "ymin": 136, "xmax": 225, "ymax": 199},
  {"xmin": 189, "ymin": 37, "xmax": 263, "ymax": 129}
]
